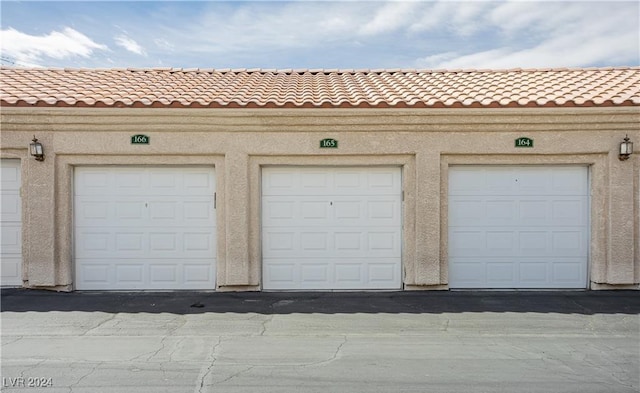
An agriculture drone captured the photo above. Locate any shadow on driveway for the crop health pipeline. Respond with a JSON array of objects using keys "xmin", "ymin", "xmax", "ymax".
[{"xmin": 1, "ymin": 288, "xmax": 639, "ymax": 315}]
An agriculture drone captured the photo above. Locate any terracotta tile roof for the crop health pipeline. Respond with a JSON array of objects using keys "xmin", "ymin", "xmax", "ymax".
[{"xmin": 1, "ymin": 67, "xmax": 638, "ymax": 108}]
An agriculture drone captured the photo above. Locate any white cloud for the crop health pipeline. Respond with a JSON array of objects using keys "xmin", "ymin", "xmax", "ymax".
[
  {"xmin": 359, "ymin": 2, "xmax": 420, "ymax": 36},
  {"xmin": 154, "ymin": 38, "xmax": 174, "ymax": 52},
  {"xmin": 0, "ymin": 27, "xmax": 107, "ymax": 65},
  {"xmin": 4, "ymin": 1, "xmax": 634, "ymax": 69},
  {"xmin": 416, "ymin": 51, "xmax": 460, "ymax": 69},
  {"xmin": 166, "ymin": 2, "xmax": 368, "ymax": 54},
  {"xmin": 416, "ymin": 1, "xmax": 639, "ymax": 69},
  {"xmin": 409, "ymin": 2, "xmax": 494, "ymax": 36},
  {"xmin": 115, "ymin": 35, "xmax": 146, "ymax": 56}
]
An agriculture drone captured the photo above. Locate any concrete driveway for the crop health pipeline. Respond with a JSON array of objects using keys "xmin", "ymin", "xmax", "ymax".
[{"xmin": 1, "ymin": 290, "xmax": 639, "ymax": 393}]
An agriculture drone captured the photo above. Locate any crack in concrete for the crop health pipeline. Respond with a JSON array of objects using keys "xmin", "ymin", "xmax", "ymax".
[
  {"xmin": 221, "ymin": 336, "xmax": 349, "ymax": 369},
  {"xmin": 68, "ymin": 362, "xmax": 102, "ymax": 393},
  {"xmin": 1, "ymin": 335, "xmax": 24, "ymax": 346},
  {"xmin": 168, "ymin": 315, "xmax": 188, "ymax": 336},
  {"xmin": 536, "ymin": 354, "xmax": 586, "ymax": 383},
  {"xmin": 579, "ymin": 349, "xmax": 638, "ymax": 389},
  {"xmin": 126, "ymin": 335, "xmax": 171, "ymax": 362},
  {"xmin": 80, "ymin": 313, "xmax": 117, "ymax": 336},
  {"xmin": 146, "ymin": 335, "xmax": 169, "ymax": 362},
  {"xmin": 193, "ymin": 336, "xmax": 223, "ymax": 393},
  {"xmin": 218, "ymin": 365, "xmax": 255, "ymax": 384},
  {"xmin": 299, "ymin": 335, "xmax": 348, "ymax": 368},
  {"xmin": 259, "ymin": 315, "xmax": 274, "ymax": 336},
  {"xmin": 168, "ymin": 336, "xmax": 187, "ymax": 363},
  {"xmin": 18, "ymin": 359, "xmax": 46, "ymax": 380}
]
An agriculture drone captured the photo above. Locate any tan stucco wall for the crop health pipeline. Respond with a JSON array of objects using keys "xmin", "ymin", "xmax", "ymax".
[{"xmin": 1, "ymin": 107, "xmax": 638, "ymax": 290}]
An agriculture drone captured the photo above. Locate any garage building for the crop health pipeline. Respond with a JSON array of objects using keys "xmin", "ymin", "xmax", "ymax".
[{"xmin": 1, "ymin": 67, "xmax": 638, "ymax": 291}]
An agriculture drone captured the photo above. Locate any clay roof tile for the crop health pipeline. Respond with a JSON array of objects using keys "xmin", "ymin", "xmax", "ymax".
[{"xmin": 0, "ymin": 67, "xmax": 638, "ymax": 108}]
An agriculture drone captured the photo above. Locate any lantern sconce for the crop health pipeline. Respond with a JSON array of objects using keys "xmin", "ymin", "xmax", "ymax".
[
  {"xmin": 619, "ymin": 135, "xmax": 633, "ymax": 161},
  {"xmin": 29, "ymin": 136, "xmax": 44, "ymax": 161}
]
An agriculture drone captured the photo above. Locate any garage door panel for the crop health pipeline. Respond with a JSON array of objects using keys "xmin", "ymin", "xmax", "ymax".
[
  {"xmin": 184, "ymin": 200, "xmax": 215, "ymax": 220},
  {"xmin": 451, "ymin": 257, "xmax": 583, "ymax": 288},
  {"xmin": 551, "ymin": 199, "xmax": 588, "ymax": 225},
  {"xmin": 448, "ymin": 261, "xmax": 484, "ymax": 287},
  {"xmin": 183, "ymin": 231, "xmax": 216, "ymax": 254},
  {"xmin": 448, "ymin": 169, "xmax": 485, "ymax": 193},
  {"xmin": 334, "ymin": 263, "xmax": 363, "ymax": 284},
  {"xmin": 367, "ymin": 199, "xmax": 401, "ymax": 222},
  {"xmin": 1, "ymin": 193, "xmax": 21, "ymax": 221},
  {"xmin": 449, "ymin": 166, "xmax": 588, "ymax": 289},
  {"xmin": 518, "ymin": 231, "xmax": 548, "ymax": 255},
  {"xmin": 448, "ymin": 230, "xmax": 484, "ymax": 256},
  {"xmin": 301, "ymin": 200, "xmax": 330, "ymax": 220},
  {"xmin": 1, "ymin": 257, "xmax": 21, "ymax": 279},
  {"xmin": 262, "ymin": 167, "xmax": 402, "ymax": 290},
  {"xmin": 450, "ymin": 228, "xmax": 587, "ymax": 258},
  {"xmin": 115, "ymin": 264, "xmax": 144, "ymax": 284},
  {"xmin": 300, "ymin": 231, "xmax": 329, "ymax": 251},
  {"xmin": 75, "ymin": 170, "xmax": 111, "ymax": 194},
  {"xmin": 75, "ymin": 199, "xmax": 111, "ymax": 222},
  {"xmin": 77, "ymin": 263, "xmax": 111, "ymax": 287},
  {"xmin": 451, "ymin": 197, "xmax": 587, "ymax": 227},
  {"xmin": 301, "ymin": 263, "xmax": 329, "ymax": 283},
  {"xmin": 263, "ymin": 258, "xmax": 400, "ymax": 290},
  {"xmin": 77, "ymin": 168, "xmax": 214, "ymax": 196},
  {"xmin": 149, "ymin": 264, "xmax": 177, "ymax": 283},
  {"xmin": 183, "ymin": 263, "xmax": 215, "ymax": 286},
  {"xmin": 76, "ymin": 199, "xmax": 214, "ymax": 227},
  {"xmin": 551, "ymin": 167, "xmax": 589, "ymax": 194},
  {"xmin": 519, "ymin": 263, "xmax": 548, "ymax": 282},
  {"xmin": 486, "ymin": 231, "xmax": 517, "ymax": 254},
  {"xmin": 1, "ymin": 159, "xmax": 22, "ymax": 286},
  {"xmin": 75, "ymin": 167, "xmax": 216, "ymax": 290},
  {"xmin": 1, "ymin": 223, "xmax": 22, "ymax": 254},
  {"xmin": 262, "ymin": 167, "xmax": 401, "ymax": 196},
  {"xmin": 264, "ymin": 196, "xmax": 400, "ymax": 227},
  {"xmin": 552, "ymin": 262, "xmax": 585, "ymax": 283},
  {"xmin": 486, "ymin": 263, "xmax": 515, "ymax": 283},
  {"xmin": 334, "ymin": 200, "xmax": 363, "ymax": 219},
  {"xmin": 449, "ymin": 199, "xmax": 484, "ymax": 222},
  {"xmin": 551, "ymin": 231, "xmax": 588, "ymax": 256},
  {"xmin": 368, "ymin": 262, "xmax": 399, "ymax": 283},
  {"xmin": 117, "ymin": 201, "xmax": 146, "ymax": 220},
  {"xmin": 264, "ymin": 262, "xmax": 297, "ymax": 287},
  {"xmin": 149, "ymin": 230, "xmax": 217, "ymax": 256},
  {"xmin": 76, "ymin": 228, "xmax": 215, "ymax": 259},
  {"xmin": 335, "ymin": 231, "xmax": 363, "ymax": 251},
  {"xmin": 1, "ymin": 163, "xmax": 20, "ymax": 185},
  {"xmin": 76, "ymin": 258, "xmax": 215, "ymax": 290},
  {"xmin": 264, "ymin": 228, "xmax": 400, "ymax": 258},
  {"xmin": 450, "ymin": 167, "xmax": 588, "ymax": 196}
]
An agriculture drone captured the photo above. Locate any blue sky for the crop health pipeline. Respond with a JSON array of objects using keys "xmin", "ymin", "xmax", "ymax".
[{"xmin": 1, "ymin": 1, "xmax": 638, "ymax": 70}]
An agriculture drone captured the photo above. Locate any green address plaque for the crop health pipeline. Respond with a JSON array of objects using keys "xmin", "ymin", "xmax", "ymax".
[
  {"xmin": 320, "ymin": 138, "xmax": 338, "ymax": 148},
  {"xmin": 515, "ymin": 137, "xmax": 533, "ymax": 148},
  {"xmin": 131, "ymin": 134, "xmax": 150, "ymax": 144}
]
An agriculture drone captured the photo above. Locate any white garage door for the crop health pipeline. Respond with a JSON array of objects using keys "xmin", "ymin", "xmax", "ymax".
[
  {"xmin": 75, "ymin": 167, "xmax": 216, "ymax": 290},
  {"xmin": 262, "ymin": 167, "xmax": 402, "ymax": 290},
  {"xmin": 1, "ymin": 159, "xmax": 22, "ymax": 286},
  {"xmin": 448, "ymin": 166, "xmax": 589, "ymax": 289}
]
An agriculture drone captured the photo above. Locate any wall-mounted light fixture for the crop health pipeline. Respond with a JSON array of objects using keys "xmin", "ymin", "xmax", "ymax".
[
  {"xmin": 29, "ymin": 136, "xmax": 44, "ymax": 161},
  {"xmin": 619, "ymin": 135, "xmax": 633, "ymax": 161}
]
